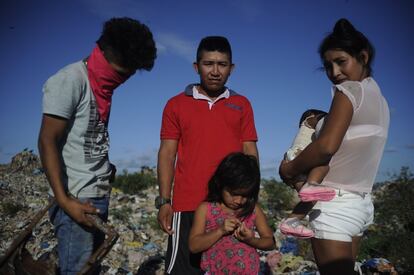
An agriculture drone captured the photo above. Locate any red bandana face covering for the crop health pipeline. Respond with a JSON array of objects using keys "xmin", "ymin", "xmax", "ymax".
[{"xmin": 87, "ymin": 45, "xmax": 128, "ymax": 123}]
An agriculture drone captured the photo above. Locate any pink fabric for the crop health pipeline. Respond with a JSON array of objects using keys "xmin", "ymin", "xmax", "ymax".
[
  {"xmin": 266, "ymin": 251, "xmax": 282, "ymax": 268},
  {"xmin": 87, "ymin": 45, "xmax": 128, "ymax": 123},
  {"xmin": 200, "ymin": 202, "xmax": 260, "ymax": 274},
  {"xmin": 299, "ymin": 183, "xmax": 336, "ymax": 202}
]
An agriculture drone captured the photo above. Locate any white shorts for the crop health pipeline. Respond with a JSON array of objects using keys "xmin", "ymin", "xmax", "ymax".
[{"xmin": 308, "ymin": 189, "xmax": 374, "ymax": 242}]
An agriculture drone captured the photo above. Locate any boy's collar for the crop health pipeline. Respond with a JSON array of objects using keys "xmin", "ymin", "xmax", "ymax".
[{"xmin": 184, "ymin": 83, "xmax": 238, "ymax": 96}]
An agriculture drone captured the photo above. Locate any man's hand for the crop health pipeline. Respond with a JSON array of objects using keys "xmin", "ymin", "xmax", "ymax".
[
  {"xmin": 158, "ymin": 203, "xmax": 174, "ymax": 235},
  {"xmin": 59, "ymin": 196, "xmax": 99, "ymax": 227}
]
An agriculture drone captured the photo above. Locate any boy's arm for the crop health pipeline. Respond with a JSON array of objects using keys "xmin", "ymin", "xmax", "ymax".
[
  {"xmin": 189, "ymin": 203, "xmax": 240, "ymax": 253},
  {"xmin": 236, "ymin": 205, "xmax": 275, "ymax": 250},
  {"xmin": 157, "ymin": 139, "xmax": 178, "ymax": 235},
  {"xmin": 243, "ymin": 141, "xmax": 259, "ymax": 164},
  {"xmin": 38, "ymin": 114, "xmax": 98, "ymax": 227}
]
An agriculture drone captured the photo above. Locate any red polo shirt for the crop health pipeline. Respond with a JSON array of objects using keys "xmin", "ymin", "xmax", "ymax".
[{"xmin": 160, "ymin": 84, "xmax": 258, "ymax": 211}]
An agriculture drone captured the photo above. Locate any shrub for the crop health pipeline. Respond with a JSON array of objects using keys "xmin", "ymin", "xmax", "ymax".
[
  {"xmin": 261, "ymin": 178, "xmax": 297, "ymax": 212},
  {"xmin": 359, "ymin": 167, "xmax": 414, "ymax": 273},
  {"xmin": 1, "ymin": 201, "xmax": 22, "ymax": 217},
  {"xmin": 260, "ymin": 178, "xmax": 296, "ymax": 231},
  {"xmin": 142, "ymin": 214, "xmax": 162, "ymax": 232},
  {"xmin": 112, "ymin": 167, "xmax": 156, "ymax": 195},
  {"xmin": 111, "ymin": 206, "xmax": 133, "ymax": 223}
]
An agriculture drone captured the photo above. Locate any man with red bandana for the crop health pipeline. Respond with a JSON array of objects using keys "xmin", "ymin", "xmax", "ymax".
[{"xmin": 38, "ymin": 17, "xmax": 156, "ymax": 274}]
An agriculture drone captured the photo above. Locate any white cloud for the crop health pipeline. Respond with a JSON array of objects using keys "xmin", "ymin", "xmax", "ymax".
[
  {"xmin": 113, "ymin": 150, "xmax": 281, "ymax": 180},
  {"xmin": 113, "ymin": 148, "xmax": 157, "ymax": 172},
  {"xmin": 80, "ymin": 1, "xmax": 196, "ymax": 62},
  {"xmin": 260, "ymin": 158, "xmax": 279, "ymax": 179},
  {"xmin": 156, "ymin": 32, "xmax": 196, "ymax": 62}
]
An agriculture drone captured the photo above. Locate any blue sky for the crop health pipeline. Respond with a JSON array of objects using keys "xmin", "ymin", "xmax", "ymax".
[{"xmin": 1, "ymin": 0, "xmax": 413, "ymax": 182}]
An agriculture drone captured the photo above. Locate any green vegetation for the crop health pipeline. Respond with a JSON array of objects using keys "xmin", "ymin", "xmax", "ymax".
[
  {"xmin": 111, "ymin": 206, "xmax": 133, "ymax": 223},
  {"xmin": 260, "ymin": 178, "xmax": 296, "ymax": 231},
  {"xmin": 1, "ymin": 201, "xmax": 22, "ymax": 217},
  {"xmin": 109, "ymin": 164, "xmax": 413, "ymax": 272},
  {"xmin": 359, "ymin": 167, "xmax": 414, "ymax": 273},
  {"xmin": 261, "ymin": 178, "xmax": 296, "ymax": 211},
  {"xmin": 38, "ymin": 184, "xmax": 49, "ymax": 193},
  {"xmin": 142, "ymin": 214, "xmax": 161, "ymax": 232},
  {"xmin": 260, "ymin": 171, "xmax": 414, "ymax": 273},
  {"xmin": 112, "ymin": 166, "xmax": 156, "ymax": 195}
]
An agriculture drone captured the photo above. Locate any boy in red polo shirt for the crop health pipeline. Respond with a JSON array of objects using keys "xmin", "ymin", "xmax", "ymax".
[{"xmin": 156, "ymin": 36, "xmax": 258, "ymax": 274}]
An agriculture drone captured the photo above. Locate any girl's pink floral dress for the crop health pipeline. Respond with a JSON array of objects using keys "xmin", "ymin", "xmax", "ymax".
[{"xmin": 200, "ymin": 202, "xmax": 260, "ymax": 274}]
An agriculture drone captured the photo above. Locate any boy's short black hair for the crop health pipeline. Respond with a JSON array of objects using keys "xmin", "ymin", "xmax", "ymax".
[
  {"xmin": 97, "ymin": 17, "xmax": 157, "ymax": 71},
  {"xmin": 196, "ymin": 36, "xmax": 232, "ymax": 63}
]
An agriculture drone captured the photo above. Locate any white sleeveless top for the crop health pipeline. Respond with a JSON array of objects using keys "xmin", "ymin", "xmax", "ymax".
[{"xmin": 316, "ymin": 77, "xmax": 390, "ymax": 193}]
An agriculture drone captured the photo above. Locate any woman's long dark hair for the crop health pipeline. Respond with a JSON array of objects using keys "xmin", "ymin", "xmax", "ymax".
[
  {"xmin": 206, "ymin": 152, "xmax": 260, "ymax": 219},
  {"xmin": 319, "ymin": 18, "xmax": 375, "ymax": 76}
]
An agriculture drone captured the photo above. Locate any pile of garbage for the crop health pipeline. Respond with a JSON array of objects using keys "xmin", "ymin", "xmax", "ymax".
[
  {"xmin": 0, "ymin": 150, "xmax": 168, "ymax": 274},
  {"xmin": 0, "ymin": 150, "xmax": 400, "ymax": 274}
]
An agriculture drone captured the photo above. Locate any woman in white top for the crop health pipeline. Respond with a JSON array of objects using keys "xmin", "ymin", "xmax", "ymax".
[{"xmin": 279, "ymin": 18, "xmax": 390, "ymax": 275}]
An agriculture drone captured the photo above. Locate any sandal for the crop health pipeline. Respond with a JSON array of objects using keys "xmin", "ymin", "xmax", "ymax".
[
  {"xmin": 279, "ymin": 217, "xmax": 314, "ymax": 238},
  {"xmin": 299, "ymin": 182, "xmax": 336, "ymax": 202}
]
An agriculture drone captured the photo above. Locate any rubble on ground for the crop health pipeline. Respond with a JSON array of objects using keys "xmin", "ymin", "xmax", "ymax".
[
  {"xmin": 0, "ymin": 150, "xmax": 167, "ymax": 274},
  {"xmin": 0, "ymin": 150, "xmax": 401, "ymax": 274}
]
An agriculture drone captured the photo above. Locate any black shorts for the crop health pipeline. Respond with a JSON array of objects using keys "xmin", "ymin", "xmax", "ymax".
[{"xmin": 165, "ymin": 211, "xmax": 203, "ymax": 275}]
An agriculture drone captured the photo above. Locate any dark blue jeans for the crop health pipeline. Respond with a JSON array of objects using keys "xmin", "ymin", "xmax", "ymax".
[{"xmin": 49, "ymin": 197, "xmax": 109, "ymax": 274}]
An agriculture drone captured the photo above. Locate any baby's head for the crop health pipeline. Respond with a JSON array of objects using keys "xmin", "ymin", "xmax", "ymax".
[
  {"xmin": 206, "ymin": 152, "xmax": 260, "ymax": 218},
  {"xmin": 299, "ymin": 109, "xmax": 327, "ymax": 129}
]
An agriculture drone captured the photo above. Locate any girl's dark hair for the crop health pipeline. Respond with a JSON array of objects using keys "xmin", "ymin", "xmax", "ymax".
[
  {"xmin": 196, "ymin": 36, "xmax": 232, "ymax": 63},
  {"xmin": 97, "ymin": 17, "xmax": 157, "ymax": 71},
  {"xmin": 299, "ymin": 109, "xmax": 327, "ymax": 127},
  {"xmin": 319, "ymin": 18, "xmax": 375, "ymax": 76},
  {"xmin": 206, "ymin": 152, "xmax": 260, "ymax": 219}
]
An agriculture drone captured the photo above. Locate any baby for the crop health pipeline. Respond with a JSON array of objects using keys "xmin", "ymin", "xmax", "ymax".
[{"xmin": 279, "ymin": 109, "xmax": 336, "ymax": 238}]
